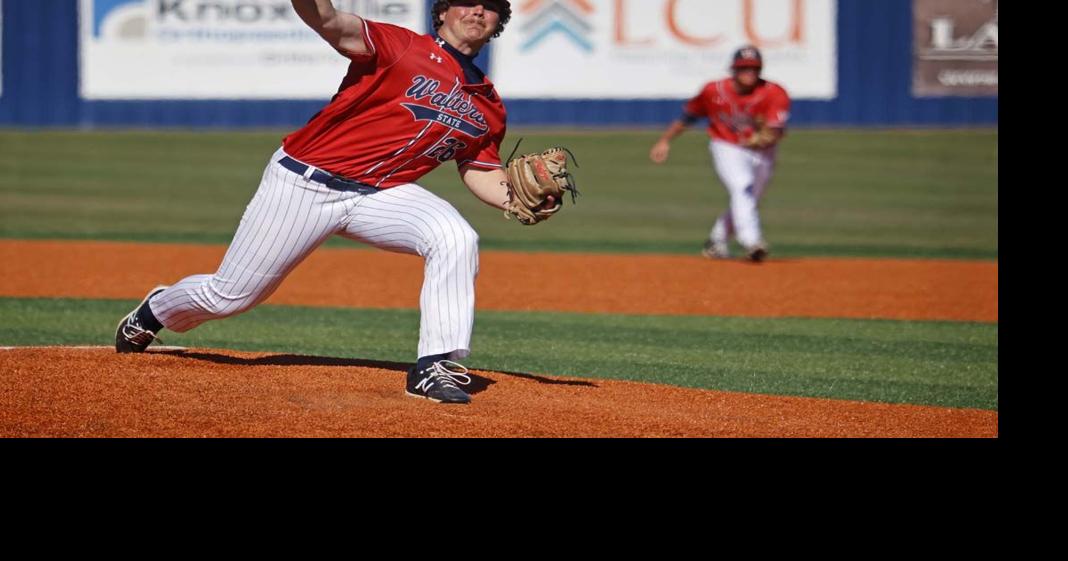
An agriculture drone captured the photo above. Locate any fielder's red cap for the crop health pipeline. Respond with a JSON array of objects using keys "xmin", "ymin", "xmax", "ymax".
[{"xmin": 731, "ymin": 45, "xmax": 763, "ymax": 70}]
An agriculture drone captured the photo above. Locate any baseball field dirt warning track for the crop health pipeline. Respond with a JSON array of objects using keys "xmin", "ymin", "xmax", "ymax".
[{"xmin": 0, "ymin": 240, "xmax": 998, "ymax": 437}]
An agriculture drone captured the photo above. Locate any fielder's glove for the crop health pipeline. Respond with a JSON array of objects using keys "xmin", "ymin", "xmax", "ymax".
[
  {"xmin": 742, "ymin": 116, "xmax": 779, "ymax": 149},
  {"xmin": 503, "ymin": 146, "xmax": 580, "ymax": 225}
]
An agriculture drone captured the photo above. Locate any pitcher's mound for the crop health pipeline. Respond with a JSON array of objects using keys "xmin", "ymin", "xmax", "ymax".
[{"xmin": 0, "ymin": 347, "xmax": 997, "ymax": 438}]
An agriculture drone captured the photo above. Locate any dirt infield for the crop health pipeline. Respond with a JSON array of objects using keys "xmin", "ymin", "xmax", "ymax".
[
  {"xmin": 1, "ymin": 240, "xmax": 997, "ymax": 321},
  {"xmin": 0, "ymin": 239, "xmax": 998, "ymax": 438},
  {"xmin": 0, "ymin": 348, "xmax": 997, "ymax": 438}
]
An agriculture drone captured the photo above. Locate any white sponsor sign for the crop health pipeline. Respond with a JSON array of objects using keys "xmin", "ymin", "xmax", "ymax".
[
  {"xmin": 79, "ymin": 0, "xmax": 425, "ymax": 99},
  {"xmin": 491, "ymin": 0, "xmax": 837, "ymax": 99},
  {"xmin": 912, "ymin": 0, "xmax": 997, "ymax": 97}
]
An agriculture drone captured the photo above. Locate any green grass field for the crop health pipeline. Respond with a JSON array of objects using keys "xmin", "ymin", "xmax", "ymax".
[
  {"xmin": 0, "ymin": 129, "xmax": 998, "ymax": 258},
  {"xmin": 0, "ymin": 129, "xmax": 998, "ymax": 411}
]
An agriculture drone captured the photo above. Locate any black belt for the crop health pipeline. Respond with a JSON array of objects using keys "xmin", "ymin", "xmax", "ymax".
[{"xmin": 278, "ymin": 156, "xmax": 378, "ymax": 193}]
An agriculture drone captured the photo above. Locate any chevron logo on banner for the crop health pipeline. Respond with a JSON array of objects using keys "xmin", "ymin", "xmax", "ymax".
[{"xmin": 519, "ymin": 0, "xmax": 594, "ymax": 53}]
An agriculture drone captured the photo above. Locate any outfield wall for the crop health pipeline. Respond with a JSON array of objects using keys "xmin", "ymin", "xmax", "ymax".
[{"xmin": 0, "ymin": 0, "xmax": 997, "ymax": 128}]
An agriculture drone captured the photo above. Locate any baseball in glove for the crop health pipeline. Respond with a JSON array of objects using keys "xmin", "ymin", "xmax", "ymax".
[
  {"xmin": 502, "ymin": 145, "xmax": 580, "ymax": 225},
  {"xmin": 742, "ymin": 117, "xmax": 778, "ymax": 149}
]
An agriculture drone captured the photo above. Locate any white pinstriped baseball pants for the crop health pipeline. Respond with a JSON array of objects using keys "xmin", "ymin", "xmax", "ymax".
[
  {"xmin": 708, "ymin": 139, "xmax": 777, "ymax": 250},
  {"xmin": 148, "ymin": 147, "xmax": 479, "ymax": 360}
]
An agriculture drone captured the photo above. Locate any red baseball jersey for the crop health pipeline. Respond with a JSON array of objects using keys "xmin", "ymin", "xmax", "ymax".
[
  {"xmin": 683, "ymin": 78, "xmax": 791, "ymax": 146},
  {"xmin": 283, "ymin": 20, "xmax": 507, "ymax": 189}
]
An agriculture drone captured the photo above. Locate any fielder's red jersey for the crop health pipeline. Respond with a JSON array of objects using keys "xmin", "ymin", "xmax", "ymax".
[
  {"xmin": 683, "ymin": 78, "xmax": 791, "ymax": 146},
  {"xmin": 283, "ymin": 20, "xmax": 506, "ymax": 189}
]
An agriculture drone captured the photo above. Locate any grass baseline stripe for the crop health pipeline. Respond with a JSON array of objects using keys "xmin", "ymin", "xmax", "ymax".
[{"xmin": 0, "ymin": 297, "xmax": 998, "ymax": 411}]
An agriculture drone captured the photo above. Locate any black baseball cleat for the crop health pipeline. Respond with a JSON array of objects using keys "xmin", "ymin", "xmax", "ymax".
[
  {"xmin": 746, "ymin": 244, "xmax": 769, "ymax": 263},
  {"xmin": 115, "ymin": 285, "xmax": 169, "ymax": 353},
  {"xmin": 405, "ymin": 360, "xmax": 473, "ymax": 404}
]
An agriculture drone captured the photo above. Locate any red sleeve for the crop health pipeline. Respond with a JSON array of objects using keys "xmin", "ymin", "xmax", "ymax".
[
  {"xmin": 682, "ymin": 85, "xmax": 710, "ymax": 118},
  {"xmin": 458, "ymin": 127, "xmax": 506, "ymax": 171},
  {"xmin": 762, "ymin": 84, "xmax": 792, "ymax": 128},
  {"xmin": 358, "ymin": 20, "xmax": 416, "ymax": 67}
]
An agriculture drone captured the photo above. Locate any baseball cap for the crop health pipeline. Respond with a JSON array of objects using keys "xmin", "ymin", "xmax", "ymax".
[
  {"xmin": 447, "ymin": 0, "xmax": 511, "ymax": 10},
  {"xmin": 731, "ymin": 45, "xmax": 763, "ymax": 70},
  {"xmin": 436, "ymin": 1, "xmax": 513, "ymax": 30}
]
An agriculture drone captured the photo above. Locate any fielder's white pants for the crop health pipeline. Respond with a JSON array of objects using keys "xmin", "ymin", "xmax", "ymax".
[
  {"xmin": 148, "ymin": 147, "xmax": 478, "ymax": 360},
  {"xmin": 708, "ymin": 139, "xmax": 778, "ymax": 250}
]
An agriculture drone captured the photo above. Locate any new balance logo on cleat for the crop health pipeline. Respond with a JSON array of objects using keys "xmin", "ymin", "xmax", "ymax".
[{"xmin": 406, "ymin": 360, "xmax": 473, "ymax": 404}]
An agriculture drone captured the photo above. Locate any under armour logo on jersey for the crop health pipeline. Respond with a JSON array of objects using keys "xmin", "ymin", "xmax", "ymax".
[{"xmin": 429, "ymin": 52, "xmax": 443, "ymax": 64}]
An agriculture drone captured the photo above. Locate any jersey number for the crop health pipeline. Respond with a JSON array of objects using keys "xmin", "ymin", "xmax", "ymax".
[{"xmin": 427, "ymin": 138, "xmax": 468, "ymax": 163}]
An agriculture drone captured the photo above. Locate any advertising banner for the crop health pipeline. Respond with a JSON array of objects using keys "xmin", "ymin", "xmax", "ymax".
[
  {"xmin": 79, "ymin": 0, "xmax": 426, "ymax": 99},
  {"xmin": 490, "ymin": 0, "xmax": 838, "ymax": 99},
  {"xmin": 913, "ymin": 0, "xmax": 998, "ymax": 97}
]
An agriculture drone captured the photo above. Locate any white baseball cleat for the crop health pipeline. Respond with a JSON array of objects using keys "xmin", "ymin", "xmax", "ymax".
[{"xmin": 701, "ymin": 240, "xmax": 731, "ymax": 259}]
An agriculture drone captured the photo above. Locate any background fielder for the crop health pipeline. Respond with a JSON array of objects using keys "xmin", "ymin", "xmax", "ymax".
[
  {"xmin": 115, "ymin": 0, "xmax": 531, "ymax": 405},
  {"xmin": 649, "ymin": 45, "xmax": 791, "ymax": 263}
]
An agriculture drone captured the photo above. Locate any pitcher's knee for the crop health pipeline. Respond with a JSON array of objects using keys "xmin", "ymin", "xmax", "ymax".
[
  {"xmin": 458, "ymin": 224, "xmax": 479, "ymax": 253},
  {"xmin": 428, "ymin": 221, "xmax": 479, "ymax": 257},
  {"xmin": 196, "ymin": 277, "xmax": 270, "ymax": 318}
]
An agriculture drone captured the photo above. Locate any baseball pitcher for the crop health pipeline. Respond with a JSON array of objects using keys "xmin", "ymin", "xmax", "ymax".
[
  {"xmin": 650, "ymin": 45, "xmax": 791, "ymax": 262},
  {"xmin": 115, "ymin": 0, "xmax": 575, "ymax": 405}
]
